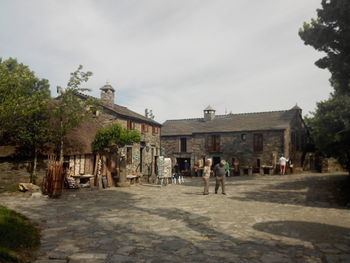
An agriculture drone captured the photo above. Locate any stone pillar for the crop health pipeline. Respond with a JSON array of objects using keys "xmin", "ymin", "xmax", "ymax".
[
  {"xmin": 117, "ymin": 157, "xmax": 129, "ymax": 187},
  {"xmin": 259, "ymin": 168, "xmax": 264, "ymax": 175},
  {"xmin": 248, "ymin": 167, "xmax": 253, "ymax": 176}
]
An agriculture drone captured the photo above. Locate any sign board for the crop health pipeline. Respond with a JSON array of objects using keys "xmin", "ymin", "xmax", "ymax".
[
  {"xmin": 157, "ymin": 156, "xmax": 172, "ymax": 177},
  {"xmin": 135, "ymin": 153, "xmax": 139, "ymax": 160}
]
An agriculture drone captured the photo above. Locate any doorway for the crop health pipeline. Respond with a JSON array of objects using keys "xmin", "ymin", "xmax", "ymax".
[
  {"xmin": 176, "ymin": 158, "xmax": 191, "ymax": 174},
  {"xmin": 212, "ymin": 156, "xmax": 221, "ymax": 167}
]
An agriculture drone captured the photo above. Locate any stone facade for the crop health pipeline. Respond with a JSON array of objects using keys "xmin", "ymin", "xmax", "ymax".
[
  {"xmin": 161, "ymin": 106, "xmax": 308, "ymax": 174},
  {"xmin": 0, "ymin": 159, "xmax": 47, "ymax": 186}
]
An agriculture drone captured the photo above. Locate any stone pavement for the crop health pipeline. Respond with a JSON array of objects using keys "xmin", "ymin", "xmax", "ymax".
[{"xmin": 1, "ymin": 173, "xmax": 350, "ymax": 263}]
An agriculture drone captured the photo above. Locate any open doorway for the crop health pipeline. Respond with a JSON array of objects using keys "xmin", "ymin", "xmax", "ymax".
[
  {"xmin": 176, "ymin": 158, "xmax": 191, "ymax": 175},
  {"xmin": 212, "ymin": 156, "xmax": 221, "ymax": 167}
]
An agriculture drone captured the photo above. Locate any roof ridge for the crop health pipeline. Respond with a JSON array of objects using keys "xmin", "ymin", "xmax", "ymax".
[
  {"xmin": 165, "ymin": 117, "xmax": 203, "ymax": 122},
  {"xmin": 73, "ymin": 91, "xmax": 161, "ymax": 125},
  {"xmin": 218, "ymin": 110, "xmax": 288, "ymax": 117}
]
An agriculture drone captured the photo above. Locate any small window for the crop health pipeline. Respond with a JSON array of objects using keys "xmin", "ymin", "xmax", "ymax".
[
  {"xmin": 152, "ymin": 126, "xmax": 159, "ymax": 134},
  {"xmin": 141, "ymin": 123, "xmax": 149, "ymax": 133},
  {"xmin": 241, "ymin": 134, "xmax": 246, "ymax": 141},
  {"xmin": 253, "ymin": 133, "xmax": 263, "ymax": 152},
  {"xmin": 127, "ymin": 147, "xmax": 132, "ymax": 164},
  {"xmin": 127, "ymin": 120, "xmax": 135, "ymax": 130},
  {"xmin": 207, "ymin": 135, "xmax": 220, "ymax": 152},
  {"xmin": 180, "ymin": 138, "xmax": 187, "ymax": 152}
]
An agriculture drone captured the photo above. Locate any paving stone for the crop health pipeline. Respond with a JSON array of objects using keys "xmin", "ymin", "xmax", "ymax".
[{"xmin": 1, "ymin": 173, "xmax": 350, "ymax": 262}]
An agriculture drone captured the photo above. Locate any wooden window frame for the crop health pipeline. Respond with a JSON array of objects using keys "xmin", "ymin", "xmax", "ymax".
[
  {"xmin": 127, "ymin": 120, "xmax": 135, "ymax": 130},
  {"xmin": 253, "ymin": 133, "xmax": 263, "ymax": 153},
  {"xmin": 126, "ymin": 147, "xmax": 132, "ymax": 164},
  {"xmin": 180, "ymin": 138, "xmax": 187, "ymax": 152},
  {"xmin": 152, "ymin": 126, "xmax": 159, "ymax": 135},
  {"xmin": 207, "ymin": 135, "xmax": 220, "ymax": 152},
  {"xmin": 141, "ymin": 123, "xmax": 149, "ymax": 134}
]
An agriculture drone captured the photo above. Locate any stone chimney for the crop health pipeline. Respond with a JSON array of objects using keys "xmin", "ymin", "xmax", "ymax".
[
  {"xmin": 291, "ymin": 104, "xmax": 302, "ymax": 116},
  {"xmin": 204, "ymin": 105, "xmax": 216, "ymax": 121},
  {"xmin": 100, "ymin": 83, "xmax": 115, "ymax": 105}
]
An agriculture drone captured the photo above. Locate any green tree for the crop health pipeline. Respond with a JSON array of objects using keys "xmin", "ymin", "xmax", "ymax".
[
  {"xmin": 299, "ymin": 0, "xmax": 350, "ymax": 173},
  {"xmin": 0, "ymin": 58, "xmax": 52, "ymax": 182},
  {"xmin": 92, "ymin": 123, "xmax": 141, "ymax": 186},
  {"xmin": 54, "ymin": 65, "xmax": 96, "ymax": 162},
  {"xmin": 92, "ymin": 123, "xmax": 141, "ymax": 152},
  {"xmin": 299, "ymin": 0, "xmax": 350, "ymax": 95}
]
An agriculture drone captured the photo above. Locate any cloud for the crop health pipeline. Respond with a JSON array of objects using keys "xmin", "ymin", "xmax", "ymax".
[{"xmin": 0, "ymin": 0, "xmax": 331, "ymax": 122}]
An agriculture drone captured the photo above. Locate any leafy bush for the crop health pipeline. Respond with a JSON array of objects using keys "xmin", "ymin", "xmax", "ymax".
[{"xmin": 92, "ymin": 123, "xmax": 141, "ymax": 152}]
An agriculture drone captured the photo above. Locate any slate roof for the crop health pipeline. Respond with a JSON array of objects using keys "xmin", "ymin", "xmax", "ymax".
[
  {"xmin": 74, "ymin": 92, "xmax": 161, "ymax": 126},
  {"xmin": 161, "ymin": 108, "xmax": 300, "ymax": 136}
]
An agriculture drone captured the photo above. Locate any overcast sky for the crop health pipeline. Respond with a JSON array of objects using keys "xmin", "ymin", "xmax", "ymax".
[{"xmin": 0, "ymin": 0, "xmax": 332, "ymax": 123}]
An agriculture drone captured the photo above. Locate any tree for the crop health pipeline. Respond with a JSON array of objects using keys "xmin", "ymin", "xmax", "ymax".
[
  {"xmin": 53, "ymin": 65, "xmax": 96, "ymax": 162},
  {"xmin": 0, "ymin": 58, "xmax": 52, "ymax": 182},
  {"xmin": 299, "ymin": 0, "xmax": 350, "ymax": 95},
  {"xmin": 92, "ymin": 123, "xmax": 141, "ymax": 186},
  {"xmin": 299, "ymin": 0, "xmax": 350, "ymax": 173},
  {"xmin": 92, "ymin": 123, "xmax": 141, "ymax": 152},
  {"xmin": 306, "ymin": 96, "xmax": 350, "ymax": 170}
]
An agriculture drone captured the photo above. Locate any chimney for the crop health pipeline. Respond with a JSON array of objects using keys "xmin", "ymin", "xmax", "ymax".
[
  {"xmin": 291, "ymin": 103, "xmax": 302, "ymax": 116},
  {"xmin": 204, "ymin": 105, "xmax": 215, "ymax": 121},
  {"xmin": 100, "ymin": 83, "xmax": 115, "ymax": 105}
]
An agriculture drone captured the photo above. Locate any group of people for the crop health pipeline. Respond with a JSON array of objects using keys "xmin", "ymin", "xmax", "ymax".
[{"xmin": 202, "ymin": 159, "xmax": 228, "ymax": 195}]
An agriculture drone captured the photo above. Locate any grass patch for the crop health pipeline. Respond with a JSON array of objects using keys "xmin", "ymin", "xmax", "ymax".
[{"xmin": 0, "ymin": 206, "xmax": 40, "ymax": 263}]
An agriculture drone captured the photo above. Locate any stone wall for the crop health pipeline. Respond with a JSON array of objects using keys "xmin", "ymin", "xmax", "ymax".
[
  {"xmin": 0, "ymin": 158, "xmax": 47, "ymax": 187},
  {"xmin": 161, "ymin": 130, "xmax": 285, "ymax": 168},
  {"xmin": 321, "ymin": 158, "xmax": 345, "ymax": 173},
  {"xmin": 92, "ymin": 110, "xmax": 161, "ymax": 179}
]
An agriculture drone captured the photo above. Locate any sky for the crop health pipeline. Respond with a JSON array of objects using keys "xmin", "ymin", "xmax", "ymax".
[{"xmin": 0, "ymin": 0, "xmax": 332, "ymax": 123}]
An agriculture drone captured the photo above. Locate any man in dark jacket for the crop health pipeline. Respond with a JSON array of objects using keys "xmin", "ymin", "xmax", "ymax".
[{"xmin": 214, "ymin": 160, "xmax": 227, "ymax": 194}]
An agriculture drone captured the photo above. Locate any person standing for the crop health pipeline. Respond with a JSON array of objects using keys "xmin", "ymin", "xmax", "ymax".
[
  {"xmin": 202, "ymin": 160, "xmax": 211, "ymax": 195},
  {"xmin": 214, "ymin": 160, "xmax": 227, "ymax": 194},
  {"xmin": 225, "ymin": 161, "xmax": 231, "ymax": 176},
  {"xmin": 279, "ymin": 155, "xmax": 287, "ymax": 175}
]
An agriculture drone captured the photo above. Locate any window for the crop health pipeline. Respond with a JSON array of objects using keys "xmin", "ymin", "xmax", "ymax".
[
  {"xmin": 152, "ymin": 126, "xmax": 159, "ymax": 135},
  {"xmin": 180, "ymin": 138, "xmax": 187, "ymax": 152},
  {"xmin": 241, "ymin": 133, "xmax": 246, "ymax": 141},
  {"xmin": 207, "ymin": 135, "xmax": 220, "ymax": 152},
  {"xmin": 126, "ymin": 147, "xmax": 132, "ymax": 164},
  {"xmin": 253, "ymin": 133, "xmax": 263, "ymax": 152},
  {"xmin": 127, "ymin": 120, "xmax": 135, "ymax": 130},
  {"xmin": 141, "ymin": 123, "xmax": 149, "ymax": 133}
]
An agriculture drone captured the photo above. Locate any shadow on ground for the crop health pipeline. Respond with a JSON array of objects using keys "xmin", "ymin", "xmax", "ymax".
[
  {"xmin": 254, "ymin": 220, "xmax": 350, "ymax": 244},
  {"xmin": 230, "ymin": 173, "xmax": 350, "ymax": 209},
  {"xmin": 6, "ymin": 188, "xmax": 343, "ymax": 262}
]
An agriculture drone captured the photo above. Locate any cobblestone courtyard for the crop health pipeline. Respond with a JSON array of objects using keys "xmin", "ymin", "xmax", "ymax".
[{"xmin": 1, "ymin": 173, "xmax": 350, "ymax": 263}]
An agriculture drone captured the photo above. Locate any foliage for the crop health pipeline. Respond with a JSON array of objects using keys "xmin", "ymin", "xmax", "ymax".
[
  {"xmin": 0, "ymin": 206, "xmax": 40, "ymax": 263},
  {"xmin": 0, "ymin": 58, "xmax": 51, "ymax": 140},
  {"xmin": 299, "ymin": 0, "xmax": 350, "ymax": 172},
  {"xmin": 92, "ymin": 123, "xmax": 141, "ymax": 152},
  {"xmin": 0, "ymin": 58, "xmax": 52, "ymax": 181},
  {"xmin": 306, "ymin": 95, "xmax": 350, "ymax": 169},
  {"xmin": 299, "ymin": 0, "xmax": 350, "ymax": 95},
  {"xmin": 53, "ymin": 65, "xmax": 97, "ymax": 160}
]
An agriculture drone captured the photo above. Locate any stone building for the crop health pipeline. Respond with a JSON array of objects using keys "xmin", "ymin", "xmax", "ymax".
[
  {"xmin": 61, "ymin": 83, "xmax": 162, "ymax": 185},
  {"xmin": 0, "ymin": 84, "xmax": 161, "ymax": 187},
  {"xmin": 161, "ymin": 105, "xmax": 309, "ymax": 174}
]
